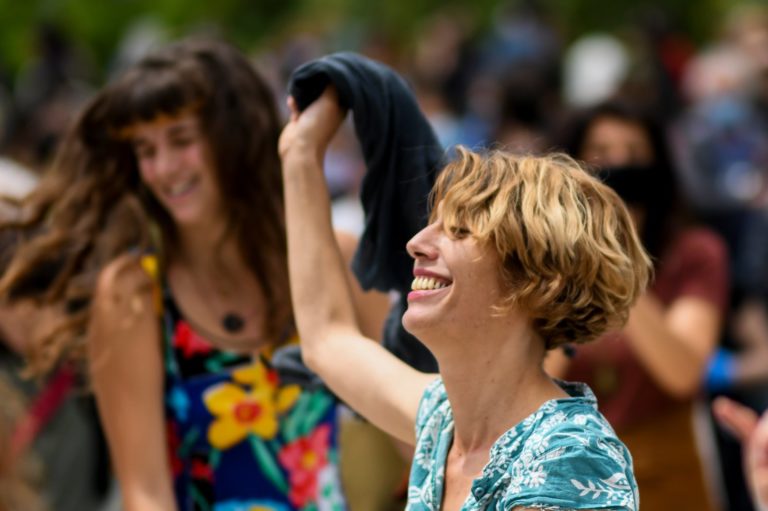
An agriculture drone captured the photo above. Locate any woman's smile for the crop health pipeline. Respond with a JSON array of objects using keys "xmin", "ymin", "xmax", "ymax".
[
  {"xmin": 161, "ymin": 175, "xmax": 201, "ymax": 204},
  {"xmin": 408, "ymin": 272, "xmax": 453, "ymax": 301}
]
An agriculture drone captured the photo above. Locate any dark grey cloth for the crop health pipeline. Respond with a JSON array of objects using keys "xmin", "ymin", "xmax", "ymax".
[
  {"xmin": 0, "ymin": 347, "xmax": 108, "ymax": 511},
  {"xmin": 288, "ymin": 52, "xmax": 441, "ymax": 372}
]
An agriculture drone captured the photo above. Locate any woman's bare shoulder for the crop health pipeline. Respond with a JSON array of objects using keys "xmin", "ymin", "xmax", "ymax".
[{"xmin": 92, "ymin": 253, "xmax": 156, "ymax": 319}]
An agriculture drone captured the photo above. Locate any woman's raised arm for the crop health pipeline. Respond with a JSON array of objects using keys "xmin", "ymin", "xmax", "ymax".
[{"xmin": 278, "ymin": 88, "xmax": 435, "ymax": 445}]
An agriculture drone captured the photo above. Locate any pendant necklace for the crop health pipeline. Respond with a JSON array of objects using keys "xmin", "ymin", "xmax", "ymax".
[
  {"xmin": 182, "ymin": 268, "xmax": 251, "ymax": 335},
  {"xmin": 221, "ymin": 312, "xmax": 245, "ymax": 333}
]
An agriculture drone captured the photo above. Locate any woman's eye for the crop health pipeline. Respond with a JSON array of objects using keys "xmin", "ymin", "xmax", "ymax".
[
  {"xmin": 171, "ymin": 136, "xmax": 194, "ymax": 148},
  {"xmin": 134, "ymin": 145, "xmax": 155, "ymax": 160},
  {"xmin": 450, "ymin": 226, "xmax": 471, "ymax": 238}
]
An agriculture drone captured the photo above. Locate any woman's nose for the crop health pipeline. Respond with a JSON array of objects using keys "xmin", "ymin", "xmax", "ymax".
[
  {"xmin": 406, "ymin": 222, "xmax": 440, "ymax": 260},
  {"xmin": 155, "ymin": 147, "xmax": 180, "ymax": 177}
]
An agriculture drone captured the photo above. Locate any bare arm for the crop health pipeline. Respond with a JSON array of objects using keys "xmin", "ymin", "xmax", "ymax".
[
  {"xmin": 334, "ymin": 230, "xmax": 391, "ymax": 341},
  {"xmin": 279, "ymin": 88, "xmax": 435, "ymax": 445},
  {"xmin": 544, "ymin": 292, "xmax": 721, "ymax": 398},
  {"xmin": 88, "ymin": 256, "xmax": 176, "ymax": 511},
  {"xmin": 623, "ymin": 292, "xmax": 720, "ymax": 398},
  {"xmin": 721, "ymin": 300, "xmax": 768, "ymax": 387}
]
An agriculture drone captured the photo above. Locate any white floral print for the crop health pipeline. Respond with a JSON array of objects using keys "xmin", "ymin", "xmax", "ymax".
[{"xmin": 406, "ymin": 379, "xmax": 638, "ymax": 511}]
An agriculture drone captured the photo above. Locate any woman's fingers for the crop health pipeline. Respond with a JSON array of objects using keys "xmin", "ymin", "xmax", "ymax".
[
  {"xmin": 286, "ymin": 96, "xmax": 299, "ymax": 121},
  {"xmin": 713, "ymin": 396, "xmax": 759, "ymax": 442},
  {"xmin": 279, "ymin": 85, "xmax": 345, "ymax": 162},
  {"xmin": 713, "ymin": 397, "xmax": 768, "ymax": 510}
]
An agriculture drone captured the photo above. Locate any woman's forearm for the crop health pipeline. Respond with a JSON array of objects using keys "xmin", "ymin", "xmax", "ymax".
[
  {"xmin": 281, "ymin": 149, "xmax": 361, "ymax": 363},
  {"xmin": 278, "ymin": 91, "xmax": 430, "ymax": 444},
  {"xmin": 624, "ymin": 293, "xmax": 720, "ymax": 398}
]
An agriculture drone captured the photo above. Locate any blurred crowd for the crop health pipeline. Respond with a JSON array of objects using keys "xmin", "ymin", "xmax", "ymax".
[{"xmin": 2, "ymin": 1, "xmax": 768, "ymax": 510}]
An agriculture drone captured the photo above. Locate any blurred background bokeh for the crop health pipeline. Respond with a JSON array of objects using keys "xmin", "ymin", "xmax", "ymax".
[{"xmin": 2, "ymin": 0, "xmax": 768, "ymax": 510}]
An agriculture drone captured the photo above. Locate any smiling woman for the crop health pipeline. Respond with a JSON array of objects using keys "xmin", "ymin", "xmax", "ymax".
[
  {"xmin": 0, "ymin": 38, "xmax": 389, "ymax": 511},
  {"xmin": 278, "ymin": 85, "xmax": 652, "ymax": 510},
  {"xmin": 127, "ymin": 114, "xmax": 219, "ymax": 227}
]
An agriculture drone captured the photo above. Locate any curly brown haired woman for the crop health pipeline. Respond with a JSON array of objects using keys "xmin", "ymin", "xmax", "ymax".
[{"xmin": 0, "ymin": 39, "xmax": 386, "ymax": 511}]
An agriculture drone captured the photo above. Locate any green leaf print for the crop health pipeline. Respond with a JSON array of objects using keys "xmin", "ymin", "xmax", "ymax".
[
  {"xmin": 190, "ymin": 485, "xmax": 211, "ymax": 511},
  {"xmin": 205, "ymin": 352, "xmax": 242, "ymax": 373},
  {"xmin": 269, "ymin": 439, "xmax": 283, "ymax": 457},
  {"xmin": 208, "ymin": 448, "xmax": 221, "ymax": 469},
  {"xmin": 299, "ymin": 391, "xmax": 333, "ymax": 436},
  {"xmin": 283, "ymin": 392, "xmax": 312, "ymax": 442},
  {"xmin": 249, "ymin": 435, "xmax": 288, "ymax": 492},
  {"xmin": 205, "ymin": 358, "xmax": 223, "ymax": 373},
  {"xmin": 179, "ymin": 428, "xmax": 200, "ymax": 458},
  {"xmin": 328, "ymin": 449, "xmax": 339, "ymax": 466}
]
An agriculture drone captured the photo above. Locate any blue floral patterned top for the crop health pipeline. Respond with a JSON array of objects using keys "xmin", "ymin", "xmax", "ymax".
[
  {"xmin": 407, "ymin": 378, "xmax": 638, "ymax": 511},
  {"xmin": 141, "ymin": 256, "xmax": 346, "ymax": 511}
]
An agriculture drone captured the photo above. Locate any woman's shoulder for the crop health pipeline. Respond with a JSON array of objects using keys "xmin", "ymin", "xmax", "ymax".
[
  {"xmin": 497, "ymin": 389, "xmax": 638, "ymax": 509},
  {"xmin": 658, "ymin": 226, "xmax": 730, "ymax": 307},
  {"xmin": 517, "ymin": 382, "xmax": 624, "ymax": 447},
  {"xmin": 668, "ymin": 226, "xmax": 728, "ymax": 262},
  {"xmin": 414, "ymin": 377, "xmax": 447, "ymax": 431},
  {"xmin": 492, "ymin": 382, "xmax": 631, "ymax": 475},
  {"xmin": 92, "ymin": 253, "xmax": 157, "ymax": 317}
]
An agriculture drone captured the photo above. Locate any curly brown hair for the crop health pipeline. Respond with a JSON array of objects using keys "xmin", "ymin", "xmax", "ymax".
[
  {"xmin": 431, "ymin": 147, "xmax": 652, "ymax": 349},
  {"xmin": 0, "ymin": 37, "xmax": 290, "ymax": 375}
]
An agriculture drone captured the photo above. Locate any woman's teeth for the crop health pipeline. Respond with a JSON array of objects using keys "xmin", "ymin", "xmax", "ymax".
[
  {"xmin": 167, "ymin": 179, "xmax": 196, "ymax": 197},
  {"xmin": 411, "ymin": 276, "xmax": 450, "ymax": 291}
]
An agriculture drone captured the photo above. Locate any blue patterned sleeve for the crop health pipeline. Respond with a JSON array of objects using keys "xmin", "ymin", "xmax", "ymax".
[{"xmin": 500, "ymin": 440, "xmax": 638, "ymax": 510}]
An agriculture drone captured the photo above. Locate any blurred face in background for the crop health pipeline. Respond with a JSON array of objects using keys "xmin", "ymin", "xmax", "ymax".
[
  {"xmin": 128, "ymin": 111, "xmax": 223, "ymax": 229},
  {"xmin": 580, "ymin": 115, "xmax": 654, "ymax": 167},
  {"xmin": 580, "ymin": 115, "xmax": 656, "ymax": 229}
]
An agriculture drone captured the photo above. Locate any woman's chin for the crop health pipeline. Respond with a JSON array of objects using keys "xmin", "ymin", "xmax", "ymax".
[
  {"xmin": 401, "ymin": 311, "xmax": 441, "ymax": 344},
  {"xmin": 167, "ymin": 207, "xmax": 208, "ymax": 228}
]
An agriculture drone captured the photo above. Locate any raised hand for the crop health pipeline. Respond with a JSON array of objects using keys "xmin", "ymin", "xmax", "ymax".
[
  {"xmin": 713, "ymin": 396, "xmax": 768, "ymax": 510},
  {"xmin": 279, "ymin": 86, "xmax": 346, "ymax": 165}
]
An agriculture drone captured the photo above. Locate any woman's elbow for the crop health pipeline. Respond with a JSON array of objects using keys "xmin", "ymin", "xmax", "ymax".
[
  {"xmin": 297, "ymin": 325, "xmax": 360, "ymax": 376},
  {"xmin": 661, "ymin": 365, "xmax": 708, "ymax": 400}
]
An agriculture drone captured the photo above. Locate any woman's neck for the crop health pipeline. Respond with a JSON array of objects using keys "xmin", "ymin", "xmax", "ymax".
[
  {"xmin": 173, "ymin": 219, "xmax": 243, "ymax": 276},
  {"xmin": 432, "ymin": 319, "xmax": 567, "ymax": 456}
]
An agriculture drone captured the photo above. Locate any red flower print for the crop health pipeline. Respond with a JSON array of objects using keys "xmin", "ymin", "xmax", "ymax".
[
  {"xmin": 190, "ymin": 459, "xmax": 215, "ymax": 482},
  {"xmin": 166, "ymin": 421, "xmax": 183, "ymax": 478},
  {"xmin": 174, "ymin": 321, "xmax": 212, "ymax": 358},
  {"xmin": 278, "ymin": 424, "xmax": 331, "ymax": 508}
]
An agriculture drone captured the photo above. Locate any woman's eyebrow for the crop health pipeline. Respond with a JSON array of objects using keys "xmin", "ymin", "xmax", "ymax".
[{"xmin": 168, "ymin": 121, "xmax": 196, "ymax": 134}]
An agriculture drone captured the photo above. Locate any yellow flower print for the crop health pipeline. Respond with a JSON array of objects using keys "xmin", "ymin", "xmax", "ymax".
[
  {"xmin": 276, "ymin": 385, "xmax": 301, "ymax": 413},
  {"xmin": 232, "ymin": 362, "xmax": 301, "ymax": 413},
  {"xmin": 204, "ymin": 384, "xmax": 278, "ymax": 449},
  {"xmin": 232, "ymin": 362, "xmax": 276, "ymax": 388}
]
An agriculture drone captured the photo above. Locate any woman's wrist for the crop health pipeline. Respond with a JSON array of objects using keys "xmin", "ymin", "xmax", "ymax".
[{"xmin": 280, "ymin": 143, "xmax": 324, "ymax": 172}]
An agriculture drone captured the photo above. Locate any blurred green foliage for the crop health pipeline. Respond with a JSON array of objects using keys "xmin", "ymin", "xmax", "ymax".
[{"xmin": 0, "ymin": 0, "xmax": 741, "ymax": 84}]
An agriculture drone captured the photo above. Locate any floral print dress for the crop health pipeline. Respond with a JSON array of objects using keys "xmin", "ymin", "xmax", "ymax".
[{"xmin": 154, "ymin": 265, "xmax": 345, "ymax": 511}]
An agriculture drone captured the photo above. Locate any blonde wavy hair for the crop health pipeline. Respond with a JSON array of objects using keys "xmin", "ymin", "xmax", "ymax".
[{"xmin": 431, "ymin": 147, "xmax": 652, "ymax": 349}]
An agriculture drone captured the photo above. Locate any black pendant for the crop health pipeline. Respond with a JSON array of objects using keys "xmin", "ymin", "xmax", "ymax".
[{"xmin": 222, "ymin": 313, "xmax": 245, "ymax": 333}]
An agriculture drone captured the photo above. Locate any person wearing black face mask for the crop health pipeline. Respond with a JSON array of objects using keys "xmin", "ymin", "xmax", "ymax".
[
  {"xmin": 597, "ymin": 162, "xmax": 676, "ymax": 261},
  {"xmin": 545, "ymin": 100, "xmax": 730, "ymax": 511}
]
